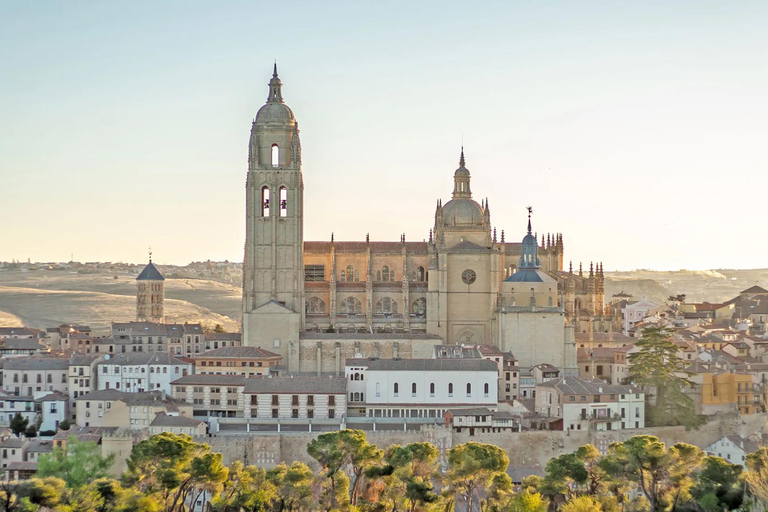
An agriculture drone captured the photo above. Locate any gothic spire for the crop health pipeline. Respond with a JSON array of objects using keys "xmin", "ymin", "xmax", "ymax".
[{"xmin": 459, "ymin": 146, "xmax": 466, "ymax": 168}]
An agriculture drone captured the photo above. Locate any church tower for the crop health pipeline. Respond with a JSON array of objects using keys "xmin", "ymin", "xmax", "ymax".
[
  {"xmin": 242, "ymin": 65, "xmax": 304, "ymax": 357},
  {"xmin": 136, "ymin": 253, "xmax": 164, "ymax": 323}
]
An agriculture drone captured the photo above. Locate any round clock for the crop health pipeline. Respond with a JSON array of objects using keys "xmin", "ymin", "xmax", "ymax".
[{"xmin": 462, "ymin": 269, "xmax": 477, "ymax": 285}]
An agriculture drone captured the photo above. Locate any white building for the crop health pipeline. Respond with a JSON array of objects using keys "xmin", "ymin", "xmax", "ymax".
[
  {"xmin": 622, "ymin": 299, "xmax": 660, "ymax": 335},
  {"xmin": 68, "ymin": 354, "xmax": 105, "ymax": 420},
  {"xmin": 345, "ymin": 358, "xmax": 498, "ymax": 420},
  {"xmin": 705, "ymin": 435, "xmax": 760, "ymax": 465},
  {"xmin": 96, "ymin": 353, "xmax": 191, "ymax": 394},
  {"xmin": 35, "ymin": 391, "xmax": 68, "ymax": 432},
  {"xmin": 2, "ymin": 357, "xmax": 70, "ymax": 397},
  {"xmin": 535, "ymin": 376, "xmax": 645, "ymax": 432}
]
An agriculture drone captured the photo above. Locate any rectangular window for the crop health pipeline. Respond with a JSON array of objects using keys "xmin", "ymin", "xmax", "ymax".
[
  {"xmin": 328, "ymin": 396, "xmax": 335, "ymax": 406},
  {"xmin": 304, "ymin": 265, "xmax": 326, "ymax": 282}
]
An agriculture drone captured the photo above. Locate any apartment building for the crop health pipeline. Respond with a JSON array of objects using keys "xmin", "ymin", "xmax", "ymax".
[
  {"xmin": 172, "ymin": 374, "xmax": 246, "ymax": 418},
  {"xmin": 75, "ymin": 389, "xmax": 193, "ymax": 428},
  {"xmin": 244, "ymin": 377, "xmax": 347, "ymax": 421},
  {"xmin": 96, "ymin": 353, "xmax": 191, "ymax": 394},
  {"xmin": 2, "ymin": 357, "xmax": 69, "ymax": 397},
  {"xmin": 193, "ymin": 347, "xmax": 282, "ymax": 377},
  {"xmin": 535, "ymin": 376, "xmax": 645, "ymax": 431}
]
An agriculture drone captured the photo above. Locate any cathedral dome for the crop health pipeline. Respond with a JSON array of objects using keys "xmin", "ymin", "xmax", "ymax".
[
  {"xmin": 254, "ymin": 64, "xmax": 295, "ymax": 126},
  {"xmin": 255, "ymin": 102, "xmax": 295, "ymax": 125},
  {"xmin": 441, "ymin": 198, "xmax": 484, "ymax": 227}
]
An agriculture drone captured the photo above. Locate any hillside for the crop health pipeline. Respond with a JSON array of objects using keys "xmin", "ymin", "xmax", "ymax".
[
  {"xmin": 2, "ymin": 267, "xmax": 767, "ymax": 333},
  {"xmin": 0, "ymin": 269, "xmax": 241, "ymax": 334}
]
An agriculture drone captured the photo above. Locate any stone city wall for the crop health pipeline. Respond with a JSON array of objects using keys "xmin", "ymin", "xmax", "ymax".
[{"xmin": 198, "ymin": 412, "xmax": 768, "ymax": 470}]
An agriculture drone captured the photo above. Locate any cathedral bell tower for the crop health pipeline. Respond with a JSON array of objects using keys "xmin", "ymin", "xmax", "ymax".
[{"xmin": 242, "ymin": 65, "xmax": 304, "ymax": 355}]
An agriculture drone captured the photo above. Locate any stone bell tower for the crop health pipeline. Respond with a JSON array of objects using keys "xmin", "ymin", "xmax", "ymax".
[
  {"xmin": 136, "ymin": 250, "xmax": 164, "ymax": 323},
  {"xmin": 242, "ymin": 65, "xmax": 304, "ymax": 357}
]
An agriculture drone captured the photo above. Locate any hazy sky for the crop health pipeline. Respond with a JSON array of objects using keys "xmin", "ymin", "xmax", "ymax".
[{"xmin": 2, "ymin": 2, "xmax": 767, "ymax": 270}]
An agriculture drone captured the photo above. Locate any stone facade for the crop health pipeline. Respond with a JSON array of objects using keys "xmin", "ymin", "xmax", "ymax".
[{"xmin": 241, "ymin": 67, "xmax": 615, "ymax": 376}]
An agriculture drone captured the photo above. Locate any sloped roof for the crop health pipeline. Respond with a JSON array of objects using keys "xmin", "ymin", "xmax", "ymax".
[
  {"xmin": 346, "ymin": 358, "xmax": 497, "ymax": 372},
  {"xmin": 172, "ymin": 375, "xmax": 247, "ymax": 386},
  {"xmin": 538, "ymin": 376, "xmax": 637, "ymax": 395},
  {"xmin": 136, "ymin": 262, "xmax": 164, "ymax": 281},
  {"xmin": 742, "ymin": 285, "xmax": 768, "ymax": 294},
  {"xmin": 150, "ymin": 413, "xmax": 205, "ymax": 428},
  {"xmin": 244, "ymin": 377, "xmax": 346, "ymax": 394},
  {"xmin": 196, "ymin": 346, "xmax": 281, "ymax": 359},
  {"xmin": 4, "ymin": 357, "xmax": 69, "ymax": 371},
  {"xmin": 504, "ymin": 269, "xmax": 556, "ymax": 283}
]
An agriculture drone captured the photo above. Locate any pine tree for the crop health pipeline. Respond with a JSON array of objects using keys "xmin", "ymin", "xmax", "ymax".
[{"xmin": 625, "ymin": 327, "xmax": 704, "ymax": 429}]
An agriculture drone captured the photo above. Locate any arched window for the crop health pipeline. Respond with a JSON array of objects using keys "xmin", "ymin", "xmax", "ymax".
[
  {"xmin": 417, "ymin": 266, "xmax": 425, "ymax": 281},
  {"xmin": 466, "ymin": 383, "xmax": 472, "ymax": 396},
  {"xmin": 271, "ymin": 144, "xmax": 279, "ymax": 167},
  {"xmin": 448, "ymin": 383, "xmax": 454, "ymax": 396},
  {"xmin": 394, "ymin": 383, "xmax": 399, "ymax": 395},
  {"xmin": 261, "ymin": 187, "xmax": 270, "ymax": 217},
  {"xmin": 375, "ymin": 382, "xmax": 381, "ymax": 397},
  {"xmin": 411, "ymin": 298, "xmax": 426, "ymax": 317},
  {"xmin": 340, "ymin": 270, "xmax": 346, "ymax": 281},
  {"xmin": 355, "ymin": 270, "xmax": 359, "ymax": 281},
  {"xmin": 484, "ymin": 383, "xmax": 489, "ymax": 396},
  {"xmin": 346, "ymin": 266, "xmax": 354, "ymax": 282},
  {"xmin": 411, "ymin": 383, "xmax": 417, "ymax": 395},
  {"xmin": 548, "ymin": 297, "xmax": 553, "ymax": 307},
  {"xmin": 349, "ymin": 374, "xmax": 353, "ymax": 381},
  {"xmin": 382, "ymin": 266, "xmax": 390, "ymax": 282},
  {"xmin": 305, "ymin": 297, "xmax": 325, "ymax": 314},
  {"xmin": 430, "ymin": 383, "xmax": 435, "ymax": 396},
  {"xmin": 376, "ymin": 271, "xmax": 381, "ymax": 281},
  {"xmin": 390, "ymin": 270, "xmax": 395, "ymax": 281},
  {"xmin": 279, "ymin": 187, "xmax": 287, "ymax": 217},
  {"xmin": 339, "ymin": 297, "xmax": 362, "ymax": 314},
  {"xmin": 376, "ymin": 298, "xmax": 398, "ymax": 314}
]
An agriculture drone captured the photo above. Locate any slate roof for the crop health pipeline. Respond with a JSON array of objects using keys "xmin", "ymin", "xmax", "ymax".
[
  {"xmin": 27, "ymin": 440, "xmax": 53, "ymax": 453},
  {"xmin": 7, "ymin": 461, "xmax": 37, "ymax": 471},
  {"xmin": 538, "ymin": 376, "xmax": 637, "ymax": 395},
  {"xmin": 76, "ymin": 389, "xmax": 130, "ymax": 401},
  {"xmin": 150, "ymin": 413, "xmax": 205, "ymax": 428},
  {"xmin": 504, "ymin": 269, "xmax": 556, "ymax": 283},
  {"xmin": 36, "ymin": 391, "xmax": 69, "ymax": 402},
  {"xmin": 244, "ymin": 377, "xmax": 346, "ymax": 394},
  {"xmin": 446, "ymin": 407, "xmax": 493, "ymax": 416},
  {"xmin": 136, "ymin": 262, "xmax": 164, "ymax": 281},
  {"xmin": 507, "ymin": 465, "xmax": 545, "ymax": 483},
  {"xmin": 172, "ymin": 375, "xmax": 247, "ymax": 386},
  {"xmin": 346, "ymin": 358, "xmax": 498, "ymax": 372},
  {"xmin": 0, "ymin": 328, "xmax": 43, "ymax": 338},
  {"xmin": 196, "ymin": 346, "xmax": 281, "ymax": 359},
  {"xmin": 0, "ymin": 438, "xmax": 24, "ymax": 448},
  {"xmin": 742, "ymin": 286, "xmax": 768, "ymax": 294},
  {"xmin": 4, "ymin": 357, "xmax": 69, "ymax": 371},
  {"xmin": 100, "ymin": 353, "xmax": 185, "ymax": 366},
  {"xmin": 0, "ymin": 339, "xmax": 47, "ymax": 351}
]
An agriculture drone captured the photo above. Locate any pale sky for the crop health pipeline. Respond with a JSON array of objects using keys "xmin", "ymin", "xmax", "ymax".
[{"xmin": 2, "ymin": 2, "xmax": 767, "ymax": 270}]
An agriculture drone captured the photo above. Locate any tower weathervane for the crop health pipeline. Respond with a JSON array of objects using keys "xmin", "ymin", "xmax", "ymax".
[{"xmin": 148, "ymin": 247, "xmax": 152, "ymax": 263}]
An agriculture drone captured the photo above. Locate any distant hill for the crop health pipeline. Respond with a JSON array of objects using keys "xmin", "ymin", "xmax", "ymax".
[
  {"xmin": 605, "ymin": 268, "xmax": 768, "ymax": 304},
  {"xmin": 0, "ymin": 269, "xmax": 241, "ymax": 335},
  {"xmin": 2, "ymin": 266, "xmax": 767, "ymax": 333}
]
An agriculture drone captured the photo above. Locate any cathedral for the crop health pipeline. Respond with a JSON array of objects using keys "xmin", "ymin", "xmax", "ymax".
[{"xmin": 242, "ymin": 66, "xmax": 616, "ymax": 375}]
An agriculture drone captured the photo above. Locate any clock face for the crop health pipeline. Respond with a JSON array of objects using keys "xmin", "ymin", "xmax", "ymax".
[{"xmin": 462, "ymin": 269, "xmax": 477, "ymax": 285}]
